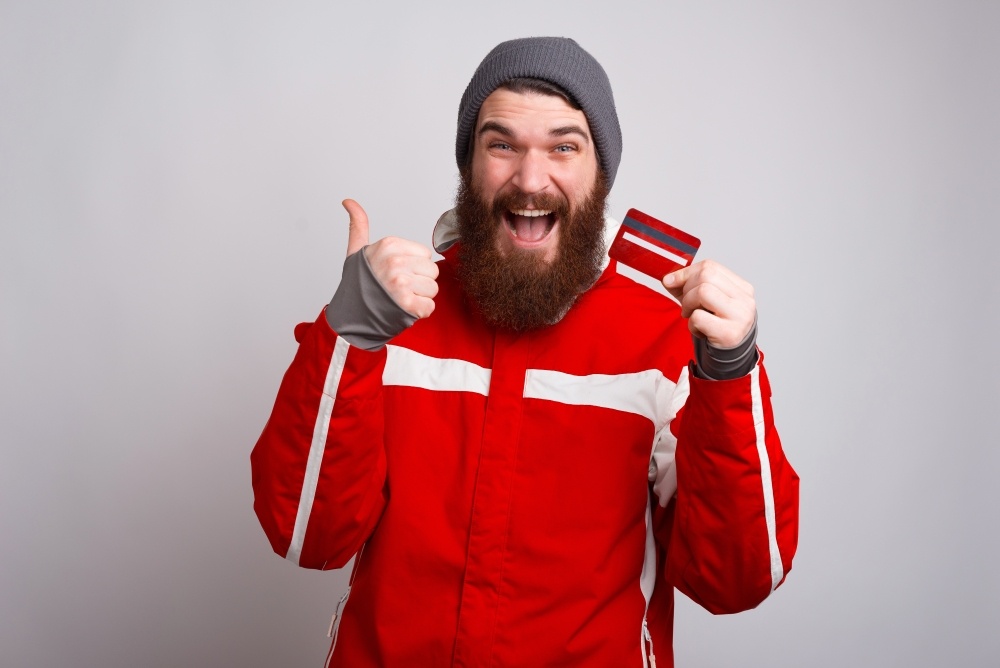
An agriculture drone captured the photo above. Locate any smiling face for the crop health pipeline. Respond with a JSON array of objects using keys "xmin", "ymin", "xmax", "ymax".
[
  {"xmin": 455, "ymin": 86, "xmax": 609, "ymax": 331},
  {"xmin": 470, "ymin": 88, "xmax": 601, "ymax": 264}
]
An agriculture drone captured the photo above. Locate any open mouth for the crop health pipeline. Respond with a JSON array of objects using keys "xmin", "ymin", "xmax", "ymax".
[{"xmin": 503, "ymin": 208, "xmax": 558, "ymax": 246}]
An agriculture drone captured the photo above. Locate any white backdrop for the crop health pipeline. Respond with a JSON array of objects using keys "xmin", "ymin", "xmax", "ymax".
[{"xmin": 2, "ymin": 1, "xmax": 997, "ymax": 666}]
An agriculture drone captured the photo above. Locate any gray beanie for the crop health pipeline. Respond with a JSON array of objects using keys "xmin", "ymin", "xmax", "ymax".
[{"xmin": 456, "ymin": 37, "xmax": 622, "ymax": 189}]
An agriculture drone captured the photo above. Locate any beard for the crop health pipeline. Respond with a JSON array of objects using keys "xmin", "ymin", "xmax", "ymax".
[{"xmin": 455, "ymin": 170, "xmax": 609, "ymax": 331}]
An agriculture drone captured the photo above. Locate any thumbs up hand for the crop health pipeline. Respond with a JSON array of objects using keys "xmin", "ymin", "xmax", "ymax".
[{"xmin": 342, "ymin": 199, "xmax": 439, "ymax": 320}]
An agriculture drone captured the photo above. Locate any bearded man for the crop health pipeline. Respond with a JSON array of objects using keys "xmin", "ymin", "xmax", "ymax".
[{"xmin": 251, "ymin": 37, "xmax": 799, "ymax": 667}]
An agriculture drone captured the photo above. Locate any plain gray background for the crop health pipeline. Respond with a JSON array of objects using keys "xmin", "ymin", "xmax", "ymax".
[{"xmin": 2, "ymin": 1, "xmax": 997, "ymax": 666}]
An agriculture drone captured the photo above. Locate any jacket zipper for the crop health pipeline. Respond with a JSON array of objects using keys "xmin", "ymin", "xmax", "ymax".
[
  {"xmin": 643, "ymin": 618, "xmax": 658, "ymax": 668},
  {"xmin": 324, "ymin": 545, "xmax": 366, "ymax": 667}
]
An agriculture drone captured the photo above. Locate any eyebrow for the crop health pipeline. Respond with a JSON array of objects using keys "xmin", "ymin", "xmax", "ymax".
[
  {"xmin": 477, "ymin": 121, "xmax": 591, "ymax": 144},
  {"xmin": 550, "ymin": 125, "xmax": 590, "ymax": 143},
  {"xmin": 478, "ymin": 120, "xmax": 513, "ymax": 138}
]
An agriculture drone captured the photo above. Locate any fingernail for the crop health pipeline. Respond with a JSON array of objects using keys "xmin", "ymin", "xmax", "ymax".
[{"xmin": 663, "ymin": 274, "xmax": 675, "ymax": 286}]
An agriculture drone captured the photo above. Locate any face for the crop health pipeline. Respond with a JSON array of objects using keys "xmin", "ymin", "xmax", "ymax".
[
  {"xmin": 469, "ymin": 88, "xmax": 601, "ymax": 264},
  {"xmin": 455, "ymin": 88, "xmax": 609, "ymax": 331}
]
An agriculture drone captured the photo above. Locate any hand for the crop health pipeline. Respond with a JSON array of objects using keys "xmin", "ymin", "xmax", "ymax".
[
  {"xmin": 343, "ymin": 199, "xmax": 439, "ymax": 319},
  {"xmin": 662, "ymin": 260, "xmax": 756, "ymax": 348}
]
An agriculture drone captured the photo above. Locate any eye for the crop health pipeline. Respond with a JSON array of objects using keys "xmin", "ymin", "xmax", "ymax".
[
  {"xmin": 554, "ymin": 144, "xmax": 577, "ymax": 154},
  {"xmin": 489, "ymin": 141, "xmax": 513, "ymax": 151}
]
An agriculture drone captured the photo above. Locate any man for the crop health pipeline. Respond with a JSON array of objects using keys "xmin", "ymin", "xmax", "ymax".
[{"xmin": 252, "ymin": 37, "xmax": 798, "ymax": 667}]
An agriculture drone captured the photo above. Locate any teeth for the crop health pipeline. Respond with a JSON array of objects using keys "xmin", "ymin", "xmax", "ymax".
[{"xmin": 510, "ymin": 209, "xmax": 552, "ymax": 218}]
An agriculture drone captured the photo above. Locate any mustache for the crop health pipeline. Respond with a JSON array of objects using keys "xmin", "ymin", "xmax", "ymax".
[{"xmin": 490, "ymin": 188, "xmax": 570, "ymax": 218}]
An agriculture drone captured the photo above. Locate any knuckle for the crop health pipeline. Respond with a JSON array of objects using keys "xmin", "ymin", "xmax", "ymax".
[
  {"xmin": 380, "ymin": 237, "xmax": 401, "ymax": 254},
  {"xmin": 399, "ymin": 295, "xmax": 417, "ymax": 313},
  {"xmin": 388, "ymin": 274, "xmax": 409, "ymax": 291}
]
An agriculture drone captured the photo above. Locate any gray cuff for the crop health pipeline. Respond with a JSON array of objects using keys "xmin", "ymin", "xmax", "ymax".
[
  {"xmin": 326, "ymin": 248, "xmax": 417, "ymax": 351},
  {"xmin": 693, "ymin": 315, "xmax": 759, "ymax": 381}
]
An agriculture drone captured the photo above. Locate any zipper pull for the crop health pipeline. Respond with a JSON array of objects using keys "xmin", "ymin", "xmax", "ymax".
[
  {"xmin": 643, "ymin": 619, "xmax": 657, "ymax": 668},
  {"xmin": 327, "ymin": 586, "xmax": 352, "ymax": 638}
]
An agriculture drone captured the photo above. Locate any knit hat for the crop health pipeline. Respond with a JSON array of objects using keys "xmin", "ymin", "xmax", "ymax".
[{"xmin": 455, "ymin": 37, "xmax": 622, "ymax": 189}]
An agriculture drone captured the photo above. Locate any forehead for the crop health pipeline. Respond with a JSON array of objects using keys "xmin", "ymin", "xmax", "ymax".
[{"xmin": 476, "ymin": 88, "xmax": 592, "ymax": 137}]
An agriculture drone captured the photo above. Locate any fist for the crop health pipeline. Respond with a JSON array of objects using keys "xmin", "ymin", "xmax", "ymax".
[
  {"xmin": 662, "ymin": 259, "xmax": 756, "ymax": 348},
  {"xmin": 343, "ymin": 199, "xmax": 439, "ymax": 319}
]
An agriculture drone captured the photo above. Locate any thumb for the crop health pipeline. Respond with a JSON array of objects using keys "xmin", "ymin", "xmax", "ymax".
[
  {"xmin": 342, "ymin": 198, "xmax": 370, "ymax": 257},
  {"xmin": 662, "ymin": 265, "xmax": 688, "ymax": 301}
]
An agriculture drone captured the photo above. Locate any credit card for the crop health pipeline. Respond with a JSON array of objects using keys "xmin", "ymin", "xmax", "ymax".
[{"xmin": 608, "ymin": 208, "xmax": 700, "ymax": 280}]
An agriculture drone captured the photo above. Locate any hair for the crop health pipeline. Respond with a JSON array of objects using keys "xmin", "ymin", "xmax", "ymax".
[
  {"xmin": 465, "ymin": 77, "xmax": 586, "ymax": 165},
  {"xmin": 497, "ymin": 77, "xmax": 582, "ymax": 110}
]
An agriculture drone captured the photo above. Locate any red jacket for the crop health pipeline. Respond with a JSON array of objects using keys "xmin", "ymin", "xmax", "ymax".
[{"xmin": 251, "ymin": 245, "xmax": 799, "ymax": 667}]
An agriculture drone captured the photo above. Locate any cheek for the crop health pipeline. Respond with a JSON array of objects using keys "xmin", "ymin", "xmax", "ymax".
[
  {"xmin": 474, "ymin": 163, "xmax": 509, "ymax": 200},
  {"xmin": 556, "ymin": 163, "xmax": 598, "ymax": 204},
  {"xmin": 473, "ymin": 149, "xmax": 523, "ymax": 192}
]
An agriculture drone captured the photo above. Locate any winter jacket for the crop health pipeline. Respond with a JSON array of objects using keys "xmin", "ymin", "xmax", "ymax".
[{"xmin": 251, "ymin": 226, "xmax": 799, "ymax": 667}]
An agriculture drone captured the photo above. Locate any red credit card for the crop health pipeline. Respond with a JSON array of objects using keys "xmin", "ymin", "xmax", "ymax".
[{"xmin": 609, "ymin": 208, "xmax": 700, "ymax": 280}]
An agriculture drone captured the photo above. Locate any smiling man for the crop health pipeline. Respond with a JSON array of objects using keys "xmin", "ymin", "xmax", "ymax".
[
  {"xmin": 456, "ymin": 82, "xmax": 609, "ymax": 331},
  {"xmin": 252, "ymin": 37, "xmax": 799, "ymax": 667}
]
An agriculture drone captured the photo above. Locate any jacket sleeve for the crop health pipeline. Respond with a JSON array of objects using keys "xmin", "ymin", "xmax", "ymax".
[
  {"xmin": 250, "ymin": 309, "xmax": 388, "ymax": 570},
  {"xmin": 653, "ymin": 353, "xmax": 799, "ymax": 614}
]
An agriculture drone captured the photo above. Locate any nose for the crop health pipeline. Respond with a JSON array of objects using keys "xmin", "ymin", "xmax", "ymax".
[{"xmin": 511, "ymin": 150, "xmax": 551, "ymax": 195}]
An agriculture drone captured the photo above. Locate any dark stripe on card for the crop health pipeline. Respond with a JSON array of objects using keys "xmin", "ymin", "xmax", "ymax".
[{"xmin": 622, "ymin": 216, "xmax": 698, "ymax": 256}]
